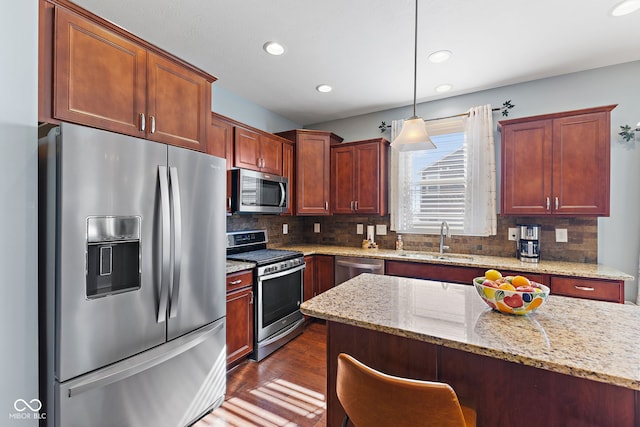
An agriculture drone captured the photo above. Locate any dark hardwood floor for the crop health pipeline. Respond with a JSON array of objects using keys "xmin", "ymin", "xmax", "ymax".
[{"xmin": 194, "ymin": 321, "xmax": 327, "ymax": 427}]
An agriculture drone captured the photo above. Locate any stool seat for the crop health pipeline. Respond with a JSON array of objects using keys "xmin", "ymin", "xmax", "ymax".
[{"xmin": 336, "ymin": 353, "xmax": 476, "ymax": 427}]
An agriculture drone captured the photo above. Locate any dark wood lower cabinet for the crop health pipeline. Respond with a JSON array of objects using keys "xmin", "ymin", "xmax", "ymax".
[
  {"xmin": 226, "ymin": 270, "xmax": 253, "ymax": 367},
  {"xmin": 327, "ymin": 321, "xmax": 638, "ymax": 427}
]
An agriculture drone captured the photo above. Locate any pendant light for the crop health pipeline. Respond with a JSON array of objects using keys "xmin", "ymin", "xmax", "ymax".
[{"xmin": 391, "ymin": 0, "xmax": 436, "ymax": 151}]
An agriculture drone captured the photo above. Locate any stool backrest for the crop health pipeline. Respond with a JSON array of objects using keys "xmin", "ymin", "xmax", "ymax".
[{"xmin": 336, "ymin": 353, "xmax": 469, "ymax": 427}]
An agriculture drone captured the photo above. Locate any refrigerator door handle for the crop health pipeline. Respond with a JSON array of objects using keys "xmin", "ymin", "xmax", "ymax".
[
  {"xmin": 66, "ymin": 319, "xmax": 224, "ymax": 398},
  {"xmin": 157, "ymin": 166, "xmax": 170, "ymax": 323},
  {"xmin": 169, "ymin": 166, "xmax": 182, "ymax": 319}
]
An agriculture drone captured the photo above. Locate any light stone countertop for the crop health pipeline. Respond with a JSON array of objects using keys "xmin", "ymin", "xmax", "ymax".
[
  {"xmin": 226, "ymin": 259, "xmax": 255, "ymax": 275},
  {"xmin": 301, "ymin": 273, "xmax": 640, "ymax": 391},
  {"xmin": 279, "ymin": 244, "xmax": 633, "ymax": 281}
]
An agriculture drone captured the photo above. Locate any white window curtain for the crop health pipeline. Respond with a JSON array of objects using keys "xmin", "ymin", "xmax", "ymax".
[
  {"xmin": 463, "ymin": 104, "xmax": 497, "ymax": 236},
  {"xmin": 390, "ymin": 106, "xmax": 496, "ymax": 236}
]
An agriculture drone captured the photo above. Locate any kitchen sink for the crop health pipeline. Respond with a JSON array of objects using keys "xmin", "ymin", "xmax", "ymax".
[{"xmin": 397, "ymin": 252, "xmax": 474, "ymax": 263}]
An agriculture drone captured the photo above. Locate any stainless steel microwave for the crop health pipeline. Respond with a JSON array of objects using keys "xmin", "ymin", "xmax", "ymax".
[{"xmin": 230, "ymin": 168, "xmax": 289, "ymax": 214}]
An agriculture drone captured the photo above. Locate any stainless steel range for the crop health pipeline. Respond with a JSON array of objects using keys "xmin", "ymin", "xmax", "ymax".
[{"xmin": 226, "ymin": 230, "xmax": 305, "ymax": 361}]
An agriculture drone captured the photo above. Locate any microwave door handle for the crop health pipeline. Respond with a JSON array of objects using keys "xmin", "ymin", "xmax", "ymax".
[
  {"xmin": 168, "ymin": 167, "xmax": 182, "ymax": 319},
  {"xmin": 279, "ymin": 182, "xmax": 286, "ymax": 207},
  {"xmin": 157, "ymin": 166, "xmax": 170, "ymax": 324}
]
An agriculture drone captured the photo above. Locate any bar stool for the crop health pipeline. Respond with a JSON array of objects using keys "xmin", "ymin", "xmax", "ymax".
[{"xmin": 336, "ymin": 353, "xmax": 476, "ymax": 427}]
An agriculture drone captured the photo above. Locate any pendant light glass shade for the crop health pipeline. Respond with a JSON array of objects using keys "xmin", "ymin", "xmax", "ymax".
[
  {"xmin": 391, "ymin": 117, "xmax": 436, "ymax": 151},
  {"xmin": 391, "ymin": 0, "xmax": 436, "ymax": 152}
]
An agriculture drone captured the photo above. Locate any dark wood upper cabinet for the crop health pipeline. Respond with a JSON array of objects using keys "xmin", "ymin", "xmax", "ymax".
[
  {"xmin": 276, "ymin": 129, "xmax": 343, "ymax": 216},
  {"xmin": 282, "ymin": 141, "xmax": 295, "ymax": 216},
  {"xmin": 331, "ymin": 138, "xmax": 389, "ymax": 215},
  {"xmin": 42, "ymin": 0, "xmax": 215, "ymax": 151},
  {"xmin": 500, "ymin": 105, "xmax": 615, "ymax": 216},
  {"xmin": 234, "ymin": 127, "xmax": 283, "ymax": 175}
]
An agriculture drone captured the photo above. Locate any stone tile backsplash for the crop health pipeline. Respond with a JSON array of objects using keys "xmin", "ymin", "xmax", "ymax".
[{"xmin": 227, "ymin": 214, "xmax": 598, "ymax": 263}]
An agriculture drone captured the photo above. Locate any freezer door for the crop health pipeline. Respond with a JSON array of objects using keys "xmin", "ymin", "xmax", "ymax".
[
  {"xmin": 56, "ymin": 318, "xmax": 226, "ymax": 427},
  {"xmin": 52, "ymin": 123, "xmax": 167, "ymax": 382},
  {"xmin": 166, "ymin": 146, "xmax": 226, "ymax": 340}
]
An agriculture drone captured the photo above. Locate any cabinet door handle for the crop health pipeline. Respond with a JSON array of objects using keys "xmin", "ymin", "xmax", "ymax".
[
  {"xmin": 350, "ymin": 201, "xmax": 354, "ymax": 210},
  {"xmin": 249, "ymin": 290, "xmax": 254, "ymax": 304},
  {"xmin": 574, "ymin": 285, "xmax": 595, "ymax": 292},
  {"xmin": 150, "ymin": 116, "xmax": 156, "ymax": 134},
  {"xmin": 355, "ymin": 201, "xmax": 358, "ymax": 211},
  {"xmin": 229, "ymin": 279, "xmax": 243, "ymax": 285},
  {"xmin": 325, "ymin": 201, "xmax": 328, "ymax": 210},
  {"xmin": 546, "ymin": 197, "xmax": 550, "ymax": 211},
  {"xmin": 140, "ymin": 113, "xmax": 146, "ymax": 132},
  {"xmin": 228, "ymin": 197, "xmax": 232, "ymax": 209},
  {"xmin": 555, "ymin": 197, "xmax": 559, "ymax": 210}
]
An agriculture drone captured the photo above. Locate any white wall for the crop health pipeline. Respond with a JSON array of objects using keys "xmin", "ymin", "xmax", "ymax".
[
  {"xmin": 0, "ymin": 0, "xmax": 39, "ymax": 425},
  {"xmin": 212, "ymin": 84, "xmax": 301, "ymax": 133},
  {"xmin": 306, "ymin": 61, "xmax": 640, "ymax": 301}
]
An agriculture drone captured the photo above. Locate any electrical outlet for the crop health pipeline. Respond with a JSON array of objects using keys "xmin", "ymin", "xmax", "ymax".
[
  {"xmin": 376, "ymin": 224, "xmax": 387, "ymax": 236},
  {"xmin": 282, "ymin": 223, "xmax": 288, "ymax": 235},
  {"xmin": 356, "ymin": 224, "xmax": 364, "ymax": 234},
  {"xmin": 556, "ymin": 228, "xmax": 568, "ymax": 243},
  {"xmin": 314, "ymin": 223, "xmax": 320, "ymax": 233},
  {"xmin": 508, "ymin": 227, "xmax": 518, "ymax": 241}
]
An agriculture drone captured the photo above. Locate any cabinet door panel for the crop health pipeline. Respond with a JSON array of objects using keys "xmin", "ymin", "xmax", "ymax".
[
  {"xmin": 354, "ymin": 143, "xmax": 381, "ymax": 214},
  {"xmin": 259, "ymin": 135, "xmax": 283, "ymax": 175},
  {"xmin": 207, "ymin": 114, "xmax": 233, "ymax": 167},
  {"xmin": 226, "ymin": 287, "xmax": 254, "ymax": 365},
  {"xmin": 147, "ymin": 52, "xmax": 208, "ymax": 150},
  {"xmin": 331, "ymin": 146, "xmax": 355, "ymax": 214},
  {"xmin": 552, "ymin": 112, "xmax": 609, "ymax": 215},
  {"xmin": 303, "ymin": 256, "xmax": 316, "ymax": 301},
  {"xmin": 315, "ymin": 255, "xmax": 335, "ymax": 295},
  {"xmin": 297, "ymin": 134, "xmax": 331, "ymax": 215},
  {"xmin": 501, "ymin": 120, "xmax": 552, "ymax": 215},
  {"xmin": 54, "ymin": 7, "xmax": 146, "ymax": 136},
  {"xmin": 234, "ymin": 127, "xmax": 261, "ymax": 171}
]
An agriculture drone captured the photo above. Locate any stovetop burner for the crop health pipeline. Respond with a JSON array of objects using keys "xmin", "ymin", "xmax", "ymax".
[{"xmin": 227, "ymin": 248, "xmax": 303, "ymax": 265}]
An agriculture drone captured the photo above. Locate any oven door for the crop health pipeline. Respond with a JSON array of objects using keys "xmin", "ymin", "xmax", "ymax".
[{"xmin": 256, "ymin": 263, "xmax": 305, "ymax": 342}]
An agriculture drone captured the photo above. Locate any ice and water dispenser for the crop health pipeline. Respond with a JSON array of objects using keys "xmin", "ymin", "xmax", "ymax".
[
  {"xmin": 517, "ymin": 224, "xmax": 541, "ymax": 263},
  {"xmin": 86, "ymin": 216, "xmax": 141, "ymax": 298}
]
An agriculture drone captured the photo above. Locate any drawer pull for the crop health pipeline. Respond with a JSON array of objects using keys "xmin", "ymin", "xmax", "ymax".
[
  {"xmin": 574, "ymin": 285, "xmax": 595, "ymax": 292},
  {"xmin": 229, "ymin": 279, "xmax": 243, "ymax": 285}
]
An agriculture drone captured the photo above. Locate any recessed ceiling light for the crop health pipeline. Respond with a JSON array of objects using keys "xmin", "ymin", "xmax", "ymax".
[
  {"xmin": 611, "ymin": 0, "xmax": 640, "ymax": 16},
  {"xmin": 316, "ymin": 84, "xmax": 332, "ymax": 93},
  {"xmin": 435, "ymin": 84, "xmax": 453, "ymax": 93},
  {"xmin": 428, "ymin": 50, "xmax": 452, "ymax": 63},
  {"xmin": 263, "ymin": 41, "xmax": 285, "ymax": 56}
]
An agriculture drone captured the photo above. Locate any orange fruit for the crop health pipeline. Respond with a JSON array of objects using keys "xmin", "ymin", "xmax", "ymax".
[
  {"xmin": 485, "ymin": 269, "xmax": 502, "ymax": 281},
  {"xmin": 511, "ymin": 275, "xmax": 530, "ymax": 288},
  {"xmin": 498, "ymin": 283, "xmax": 516, "ymax": 291}
]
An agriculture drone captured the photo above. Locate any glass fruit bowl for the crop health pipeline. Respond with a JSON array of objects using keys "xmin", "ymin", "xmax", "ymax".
[{"xmin": 473, "ymin": 272, "xmax": 550, "ymax": 315}]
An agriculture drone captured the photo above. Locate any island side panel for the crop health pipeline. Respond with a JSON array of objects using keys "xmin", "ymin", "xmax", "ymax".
[
  {"xmin": 440, "ymin": 346, "xmax": 637, "ymax": 426},
  {"xmin": 327, "ymin": 321, "xmax": 439, "ymax": 427}
]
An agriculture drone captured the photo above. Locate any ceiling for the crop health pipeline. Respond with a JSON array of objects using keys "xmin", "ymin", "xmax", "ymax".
[{"xmin": 72, "ymin": 0, "xmax": 640, "ymax": 126}]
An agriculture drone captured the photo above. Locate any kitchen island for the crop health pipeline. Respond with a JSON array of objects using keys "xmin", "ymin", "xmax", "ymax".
[{"xmin": 301, "ymin": 273, "xmax": 640, "ymax": 426}]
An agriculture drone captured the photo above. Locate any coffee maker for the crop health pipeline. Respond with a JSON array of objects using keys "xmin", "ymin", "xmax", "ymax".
[{"xmin": 517, "ymin": 224, "xmax": 541, "ymax": 263}]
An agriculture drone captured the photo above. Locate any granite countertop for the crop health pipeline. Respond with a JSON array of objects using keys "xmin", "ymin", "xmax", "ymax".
[
  {"xmin": 226, "ymin": 259, "xmax": 255, "ymax": 274},
  {"xmin": 280, "ymin": 244, "xmax": 633, "ymax": 281},
  {"xmin": 301, "ymin": 273, "xmax": 640, "ymax": 391}
]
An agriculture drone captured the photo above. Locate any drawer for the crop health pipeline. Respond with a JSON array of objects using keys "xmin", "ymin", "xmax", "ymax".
[
  {"xmin": 226, "ymin": 270, "xmax": 253, "ymax": 293},
  {"xmin": 550, "ymin": 276, "xmax": 624, "ymax": 303}
]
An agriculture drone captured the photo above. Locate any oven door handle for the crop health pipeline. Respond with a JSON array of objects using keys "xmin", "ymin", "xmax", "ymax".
[{"xmin": 258, "ymin": 263, "xmax": 306, "ymax": 283}]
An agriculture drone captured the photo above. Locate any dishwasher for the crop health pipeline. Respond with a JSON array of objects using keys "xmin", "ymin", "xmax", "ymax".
[{"xmin": 334, "ymin": 256, "xmax": 385, "ymax": 285}]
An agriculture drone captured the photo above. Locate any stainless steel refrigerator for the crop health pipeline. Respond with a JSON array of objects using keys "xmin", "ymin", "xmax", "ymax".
[{"xmin": 39, "ymin": 122, "xmax": 226, "ymax": 426}]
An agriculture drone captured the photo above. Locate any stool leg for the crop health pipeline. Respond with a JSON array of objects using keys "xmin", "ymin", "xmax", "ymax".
[{"xmin": 341, "ymin": 414, "xmax": 349, "ymax": 427}]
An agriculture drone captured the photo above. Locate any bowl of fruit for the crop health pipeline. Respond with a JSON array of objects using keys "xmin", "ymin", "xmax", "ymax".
[{"xmin": 473, "ymin": 269, "xmax": 550, "ymax": 315}]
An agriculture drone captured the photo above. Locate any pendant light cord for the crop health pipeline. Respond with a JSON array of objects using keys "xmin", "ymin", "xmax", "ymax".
[{"xmin": 412, "ymin": 0, "xmax": 418, "ymax": 119}]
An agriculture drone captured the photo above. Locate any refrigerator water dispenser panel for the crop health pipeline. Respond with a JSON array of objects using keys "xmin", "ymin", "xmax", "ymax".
[{"xmin": 86, "ymin": 216, "xmax": 141, "ymax": 298}]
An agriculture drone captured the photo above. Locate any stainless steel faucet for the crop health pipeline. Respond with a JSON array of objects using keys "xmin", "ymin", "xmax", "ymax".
[{"xmin": 439, "ymin": 220, "xmax": 450, "ymax": 254}]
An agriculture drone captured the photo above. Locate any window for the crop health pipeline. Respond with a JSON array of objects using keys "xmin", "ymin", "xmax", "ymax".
[{"xmin": 394, "ymin": 130, "xmax": 467, "ymax": 234}]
